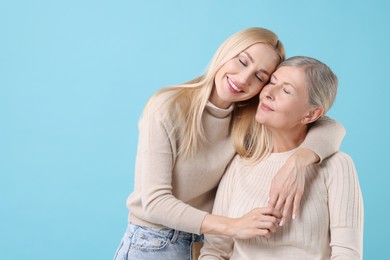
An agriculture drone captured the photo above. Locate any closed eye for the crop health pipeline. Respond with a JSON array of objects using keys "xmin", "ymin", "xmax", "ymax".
[
  {"xmin": 283, "ymin": 88, "xmax": 291, "ymax": 94},
  {"xmin": 256, "ymin": 75, "xmax": 264, "ymax": 82},
  {"xmin": 238, "ymin": 59, "xmax": 247, "ymax": 67}
]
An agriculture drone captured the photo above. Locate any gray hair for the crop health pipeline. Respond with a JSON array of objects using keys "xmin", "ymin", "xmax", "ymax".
[{"xmin": 279, "ymin": 56, "xmax": 338, "ymax": 113}]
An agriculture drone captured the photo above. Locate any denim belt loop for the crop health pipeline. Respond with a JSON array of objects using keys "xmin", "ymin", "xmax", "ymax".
[{"xmin": 170, "ymin": 230, "xmax": 180, "ymax": 243}]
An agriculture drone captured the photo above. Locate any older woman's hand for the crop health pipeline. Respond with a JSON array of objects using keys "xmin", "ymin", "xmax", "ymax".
[{"xmin": 267, "ymin": 148, "xmax": 319, "ymax": 226}]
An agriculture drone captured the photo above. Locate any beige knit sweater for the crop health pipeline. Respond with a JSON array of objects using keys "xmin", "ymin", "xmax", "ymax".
[
  {"xmin": 200, "ymin": 150, "xmax": 363, "ymax": 259},
  {"xmin": 126, "ymin": 90, "xmax": 346, "ymax": 234}
]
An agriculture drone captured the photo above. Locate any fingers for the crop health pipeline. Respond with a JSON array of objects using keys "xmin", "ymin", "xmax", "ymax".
[
  {"xmin": 280, "ymin": 195, "xmax": 293, "ymax": 226},
  {"xmin": 292, "ymin": 191, "xmax": 303, "ymax": 219},
  {"xmin": 268, "ymin": 178, "xmax": 283, "ymax": 208},
  {"xmin": 250, "ymin": 208, "xmax": 280, "ymax": 231},
  {"xmin": 267, "ymin": 193, "xmax": 278, "ymax": 208},
  {"xmin": 234, "ymin": 210, "xmax": 281, "ymax": 239},
  {"xmin": 274, "ymin": 194, "xmax": 286, "ymax": 211},
  {"xmin": 255, "ymin": 207, "xmax": 282, "ymax": 219},
  {"xmin": 259, "ymin": 216, "xmax": 279, "ymax": 233},
  {"xmin": 254, "ymin": 216, "xmax": 279, "ymax": 237}
]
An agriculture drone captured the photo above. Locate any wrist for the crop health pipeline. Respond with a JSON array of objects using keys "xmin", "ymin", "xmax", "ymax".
[
  {"xmin": 291, "ymin": 148, "xmax": 319, "ymax": 167},
  {"xmin": 201, "ymin": 214, "xmax": 235, "ymax": 236}
]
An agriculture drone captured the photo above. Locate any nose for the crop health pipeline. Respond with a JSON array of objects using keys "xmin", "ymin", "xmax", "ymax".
[
  {"xmin": 262, "ymin": 85, "xmax": 274, "ymax": 100},
  {"xmin": 236, "ymin": 70, "xmax": 253, "ymax": 86}
]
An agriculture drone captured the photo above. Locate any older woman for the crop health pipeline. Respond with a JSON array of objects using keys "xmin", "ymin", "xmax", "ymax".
[{"xmin": 200, "ymin": 56, "xmax": 363, "ymax": 259}]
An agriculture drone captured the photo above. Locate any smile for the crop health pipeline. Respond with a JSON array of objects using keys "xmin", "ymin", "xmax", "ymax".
[{"xmin": 227, "ymin": 78, "xmax": 243, "ymax": 92}]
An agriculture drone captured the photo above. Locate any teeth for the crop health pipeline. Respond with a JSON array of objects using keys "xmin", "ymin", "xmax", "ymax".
[{"xmin": 228, "ymin": 78, "xmax": 241, "ymax": 92}]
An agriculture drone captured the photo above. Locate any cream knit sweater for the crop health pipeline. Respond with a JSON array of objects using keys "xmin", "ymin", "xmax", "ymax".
[
  {"xmin": 126, "ymin": 90, "xmax": 346, "ymax": 234},
  {"xmin": 200, "ymin": 150, "xmax": 363, "ymax": 259}
]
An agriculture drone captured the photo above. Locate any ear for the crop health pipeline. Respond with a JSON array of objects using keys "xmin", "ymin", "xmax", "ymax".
[{"xmin": 301, "ymin": 107, "xmax": 324, "ymax": 124}]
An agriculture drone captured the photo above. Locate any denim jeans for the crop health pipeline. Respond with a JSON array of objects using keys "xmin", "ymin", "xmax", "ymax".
[{"xmin": 113, "ymin": 222, "xmax": 204, "ymax": 260}]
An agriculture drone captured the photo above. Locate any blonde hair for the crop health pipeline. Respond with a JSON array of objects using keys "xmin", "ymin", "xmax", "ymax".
[
  {"xmin": 236, "ymin": 56, "xmax": 338, "ymax": 163},
  {"xmin": 144, "ymin": 27, "xmax": 285, "ymax": 158}
]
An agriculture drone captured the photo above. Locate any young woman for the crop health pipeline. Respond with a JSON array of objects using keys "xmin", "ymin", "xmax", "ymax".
[
  {"xmin": 114, "ymin": 28, "xmax": 345, "ymax": 260},
  {"xmin": 200, "ymin": 56, "xmax": 363, "ymax": 259}
]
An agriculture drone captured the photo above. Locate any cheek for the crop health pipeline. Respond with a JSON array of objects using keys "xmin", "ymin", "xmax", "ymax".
[
  {"xmin": 214, "ymin": 68, "xmax": 225, "ymax": 85},
  {"xmin": 282, "ymin": 105, "xmax": 308, "ymax": 122},
  {"xmin": 224, "ymin": 59, "xmax": 238, "ymax": 69},
  {"xmin": 259, "ymin": 91, "xmax": 267, "ymax": 100},
  {"xmin": 219, "ymin": 60, "xmax": 236, "ymax": 74},
  {"xmin": 249, "ymin": 83, "xmax": 264, "ymax": 96}
]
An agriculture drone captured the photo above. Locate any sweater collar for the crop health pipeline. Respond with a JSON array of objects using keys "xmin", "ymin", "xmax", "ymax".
[
  {"xmin": 206, "ymin": 101, "xmax": 234, "ymax": 118},
  {"xmin": 266, "ymin": 147, "xmax": 299, "ymax": 162}
]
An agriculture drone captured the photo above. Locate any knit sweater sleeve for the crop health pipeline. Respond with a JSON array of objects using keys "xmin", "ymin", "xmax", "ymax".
[
  {"xmin": 137, "ymin": 98, "xmax": 208, "ymax": 234},
  {"xmin": 325, "ymin": 152, "xmax": 364, "ymax": 259},
  {"xmin": 301, "ymin": 116, "xmax": 346, "ymax": 162},
  {"xmin": 199, "ymin": 158, "xmax": 239, "ymax": 259}
]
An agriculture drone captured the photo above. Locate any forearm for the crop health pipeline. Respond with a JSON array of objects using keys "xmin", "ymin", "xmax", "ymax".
[
  {"xmin": 140, "ymin": 146, "xmax": 209, "ymax": 233},
  {"xmin": 137, "ymin": 107, "xmax": 208, "ymax": 233},
  {"xmin": 288, "ymin": 147, "xmax": 320, "ymax": 167},
  {"xmin": 301, "ymin": 116, "xmax": 346, "ymax": 162},
  {"xmin": 200, "ymin": 214, "xmax": 234, "ymax": 236},
  {"xmin": 327, "ymin": 153, "xmax": 364, "ymax": 259},
  {"xmin": 141, "ymin": 189, "xmax": 209, "ymax": 233},
  {"xmin": 201, "ymin": 207, "xmax": 281, "ymax": 237},
  {"xmin": 330, "ymin": 228, "xmax": 362, "ymax": 259}
]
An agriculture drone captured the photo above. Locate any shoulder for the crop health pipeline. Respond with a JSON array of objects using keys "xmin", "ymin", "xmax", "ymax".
[
  {"xmin": 147, "ymin": 88, "xmax": 179, "ymax": 113},
  {"xmin": 142, "ymin": 88, "xmax": 181, "ymax": 121},
  {"xmin": 320, "ymin": 152, "xmax": 358, "ymax": 181},
  {"xmin": 223, "ymin": 155, "xmax": 245, "ymax": 179},
  {"xmin": 323, "ymin": 151, "xmax": 355, "ymax": 166},
  {"xmin": 225, "ymin": 154, "xmax": 243, "ymax": 172}
]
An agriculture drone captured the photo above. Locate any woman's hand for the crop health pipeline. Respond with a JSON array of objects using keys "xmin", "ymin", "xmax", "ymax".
[
  {"xmin": 267, "ymin": 148, "xmax": 319, "ymax": 226},
  {"xmin": 230, "ymin": 207, "xmax": 282, "ymax": 239},
  {"xmin": 201, "ymin": 207, "xmax": 281, "ymax": 239}
]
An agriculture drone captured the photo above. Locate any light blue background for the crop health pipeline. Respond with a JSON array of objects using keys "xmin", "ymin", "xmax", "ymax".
[{"xmin": 1, "ymin": 0, "xmax": 388, "ymax": 259}]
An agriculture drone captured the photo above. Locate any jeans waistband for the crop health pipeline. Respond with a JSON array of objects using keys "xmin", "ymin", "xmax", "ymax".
[{"xmin": 127, "ymin": 222, "xmax": 203, "ymax": 243}]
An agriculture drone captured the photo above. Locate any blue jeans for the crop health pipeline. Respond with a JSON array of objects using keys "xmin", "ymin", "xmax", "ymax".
[{"xmin": 113, "ymin": 222, "xmax": 204, "ymax": 260}]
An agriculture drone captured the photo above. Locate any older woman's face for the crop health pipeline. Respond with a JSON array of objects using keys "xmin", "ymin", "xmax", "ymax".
[
  {"xmin": 210, "ymin": 43, "xmax": 279, "ymax": 109},
  {"xmin": 255, "ymin": 66, "xmax": 311, "ymax": 130}
]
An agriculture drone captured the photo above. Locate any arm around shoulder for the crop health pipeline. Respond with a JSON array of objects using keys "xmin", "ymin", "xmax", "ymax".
[{"xmin": 301, "ymin": 116, "xmax": 346, "ymax": 162}]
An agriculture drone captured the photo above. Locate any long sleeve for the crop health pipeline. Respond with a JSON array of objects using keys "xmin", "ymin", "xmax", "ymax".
[
  {"xmin": 138, "ymin": 110, "xmax": 207, "ymax": 232},
  {"xmin": 325, "ymin": 152, "xmax": 364, "ymax": 259},
  {"xmin": 199, "ymin": 158, "xmax": 239, "ymax": 259},
  {"xmin": 127, "ymin": 91, "xmax": 236, "ymax": 234},
  {"xmin": 301, "ymin": 116, "xmax": 346, "ymax": 162}
]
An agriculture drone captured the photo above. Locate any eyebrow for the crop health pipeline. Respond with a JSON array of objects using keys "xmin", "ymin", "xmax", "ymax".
[
  {"xmin": 243, "ymin": 51, "xmax": 271, "ymax": 77},
  {"xmin": 243, "ymin": 51, "xmax": 254, "ymax": 63},
  {"xmin": 272, "ymin": 74, "xmax": 296, "ymax": 89}
]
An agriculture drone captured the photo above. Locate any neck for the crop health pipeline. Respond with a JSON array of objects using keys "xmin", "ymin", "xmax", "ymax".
[{"xmin": 269, "ymin": 125, "xmax": 308, "ymax": 153}]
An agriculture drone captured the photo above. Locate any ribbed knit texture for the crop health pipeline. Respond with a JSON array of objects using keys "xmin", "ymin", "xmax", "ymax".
[{"xmin": 200, "ymin": 150, "xmax": 363, "ymax": 260}]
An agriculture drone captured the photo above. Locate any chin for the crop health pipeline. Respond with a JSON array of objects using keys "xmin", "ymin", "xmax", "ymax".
[{"xmin": 255, "ymin": 114, "xmax": 265, "ymax": 124}]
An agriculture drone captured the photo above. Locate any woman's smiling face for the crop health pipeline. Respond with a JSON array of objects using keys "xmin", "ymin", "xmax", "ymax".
[{"xmin": 210, "ymin": 43, "xmax": 280, "ymax": 109}]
